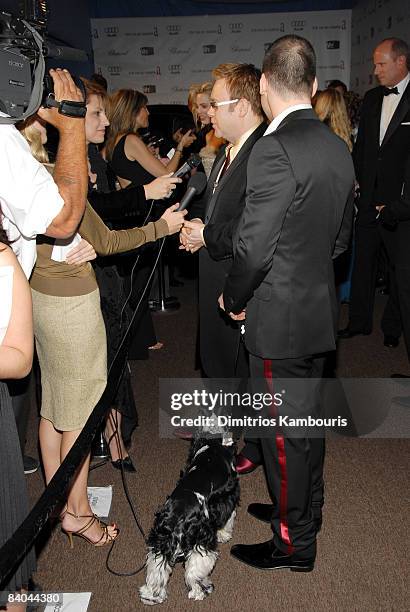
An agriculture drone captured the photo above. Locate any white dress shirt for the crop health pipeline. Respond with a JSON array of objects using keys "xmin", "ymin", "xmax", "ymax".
[
  {"xmin": 0, "ymin": 112, "xmax": 64, "ymax": 278},
  {"xmin": 379, "ymin": 73, "xmax": 410, "ymax": 145},
  {"xmin": 264, "ymin": 104, "xmax": 312, "ymax": 135}
]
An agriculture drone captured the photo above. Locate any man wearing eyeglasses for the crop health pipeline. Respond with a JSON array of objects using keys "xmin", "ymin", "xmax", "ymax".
[
  {"xmin": 180, "ymin": 64, "xmax": 266, "ymax": 391},
  {"xmin": 219, "ymin": 36, "xmax": 355, "ymax": 572}
]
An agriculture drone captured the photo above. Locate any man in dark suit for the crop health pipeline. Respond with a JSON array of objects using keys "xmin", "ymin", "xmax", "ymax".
[
  {"xmin": 377, "ymin": 152, "xmax": 410, "ymax": 381},
  {"xmin": 338, "ymin": 38, "xmax": 410, "ymax": 346},
  {"xmin": 219, "ymin": 35, "xmax": 355, "ymax": 571},
  {"xmin": 181, "ymin": 63, "xmax": 265, "ymax": 380}
]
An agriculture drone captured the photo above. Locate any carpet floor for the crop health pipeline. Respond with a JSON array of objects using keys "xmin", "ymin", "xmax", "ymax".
[{"xmin": 25, "ymin": 276, "xmax": 409, "ymax": 612}]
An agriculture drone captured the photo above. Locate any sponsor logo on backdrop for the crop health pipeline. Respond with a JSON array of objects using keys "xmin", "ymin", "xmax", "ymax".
[
  {"xmin": 125, "ymin": 26, "xmax": 158, "ymax": 37},
  {"xmin": 141, "ymin": 47, "xmax": 154, "ymax": 56},
  {"xmin": 229, "ymin": 23, "xmax": 243, "ymax": 34},
  {"xmin": 192, "ymin": 69, "xmax": 212, "ymax": 75},
  {"xmin": 169, "ymin": 47, "xmax": 190, "ymax": 55},
  {"xmin": 143, "ymin": 85, "xmax": 156, "ymax": 94},
  {"xmin": 291, "ymin": 20, "xmax": 305, "ymax": 31},
  {"xmin": 252, "ymin": 23, "xmax": 285, "ymax": 33},
  {"xmin": 313, "ymin": 24, "xmax": 346, "ymax": 31},
  {"xmin": 107, "ymin": 66, "xmax": 121, "ymax": 75},
  {"xmin": 171, "ymin": 86, "xmax": 190, "ymax": 92},
  {"xmin": 318, "ymin": 61, "xmax": 345, "ymax": 70},
  {"xmin": 203, "ymin": 44, "xmax": 216, "ymax": 54},
  {"xmin": 326, "ymin": 40, "xmax": 340, "ymax": 50},
  {"xmin": 104, "ymin": 26, "xmax": 119, "ymax": 37},
  {"xmin": 231, "ymin": 45, "xmax": 251, "ymax": 53},
  {"xmin": 189, "ymin": 28, "xmax": 221, "ymax": 35},
  {"xmin": 128, "ymin": 67, "xmax": 161, "ymax": 76},
  {"xmin": 168, "ymin": 64, "xmax": 182, "ymax": 74},
  {"xmin": 108, "ymin": 50, "xmax": 128, "ymax": 56},
  {"xmin": 167, "ymin": 25, "xmax": 181, "ymax": 35},
  {"xmin": 341, "ymin": 19, "xmax": 346, "ymax": 30}
]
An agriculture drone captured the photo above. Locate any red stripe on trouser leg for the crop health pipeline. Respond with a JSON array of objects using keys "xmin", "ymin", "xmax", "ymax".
[{"xmin": 263, "ymin": 359, "xmax": 294, "ymax": 554}]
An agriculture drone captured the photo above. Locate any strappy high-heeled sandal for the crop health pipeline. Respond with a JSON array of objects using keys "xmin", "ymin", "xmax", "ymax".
[{"xmin": 62, "ymin": 509, "xmax": 119, "ymax": 548}]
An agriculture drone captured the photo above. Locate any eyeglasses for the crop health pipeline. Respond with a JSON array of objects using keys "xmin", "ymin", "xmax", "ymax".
[{"xmin": 209, "ymin": 98, "xmax": 239, "ymax": 109}]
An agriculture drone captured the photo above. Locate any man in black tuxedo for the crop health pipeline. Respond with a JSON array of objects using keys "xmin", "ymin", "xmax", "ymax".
[
  {"xmin": 219, "ymin": 35, "xmax": 355, "ymax": 571},
  {"xmin": 339, "ymin": 38, "xmax": 410, "ymax": 346},
  {"xmin": 181, "ymin": 63, "xmax": 265, "ymax": 382}
]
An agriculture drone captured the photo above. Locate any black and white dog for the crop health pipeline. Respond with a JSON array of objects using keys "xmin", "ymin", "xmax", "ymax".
[{"xmin": 140, "ymin": 438, "xmax": 240, "ymax": 605}]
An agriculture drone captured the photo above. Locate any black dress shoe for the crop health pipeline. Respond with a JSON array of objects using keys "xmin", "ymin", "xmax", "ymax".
[
  {"xmin": 384, "ymin": 335, "xmax": 399, "ymax": 348},
  {"xmin": 248, "ymin": 502, "xmax": 273, "ymax": 523},
  {"xmin": 337, "ymin": 327, "xmax": 371, "ymax": 339},
  {"xmin": 248, "ymin": 503, "xmax": 322, "ymax": 533},
  {"xmin": 230, "ymin": 539, "xmax": 315, "ymax": 572},
  {"xmin": 111, "ymin": 456, "xmax": 136, "ymax": 472}
]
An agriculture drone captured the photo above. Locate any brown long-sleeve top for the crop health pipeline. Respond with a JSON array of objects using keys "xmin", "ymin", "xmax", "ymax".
[{"xmin": 30, "ymin": 202, "xmax": 168, "ymax": 297}]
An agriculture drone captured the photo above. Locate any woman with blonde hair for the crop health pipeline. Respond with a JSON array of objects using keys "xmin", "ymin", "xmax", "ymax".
[
  {"xmin": 192, "ymin": 81, "xmax": 225, "ymax": 177},
  {"xmin": 312, "ymin": 88, "xmax": 353, "ymax": 151}
]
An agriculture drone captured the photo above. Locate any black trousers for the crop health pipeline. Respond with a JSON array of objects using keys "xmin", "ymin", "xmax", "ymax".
[
  {"xmin": 7, "ymin": 373, "xmax": 32, "ymax": 456},
  {"xmin": 249, "ymin": 354, "xmax": 325, "ymax": 555},
  {"xmin": 348, "ymin": 220, "xmax": 401, "ymax": 336}
]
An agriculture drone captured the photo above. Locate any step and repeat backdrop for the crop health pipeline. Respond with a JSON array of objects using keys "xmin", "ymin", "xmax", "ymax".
[
  {"xmin": 351, "ymin": 0, "xmax": 410, "ymax": 95},
  {"xmin": 91, "ymin": 10, "xmax": 351, "ymax": 103}
]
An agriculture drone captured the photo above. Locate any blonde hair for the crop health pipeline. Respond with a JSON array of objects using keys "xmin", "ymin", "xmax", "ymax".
[
  {"xmin": 313, "ymin": 89, "xmax": 352, "ymax": 151},
  {"xmin": 105, "ymin": 89, "xmax": 148, "ymax": 161},
  {"xmin": 188, "ymin": 83, "xmax": 201, "ymax": 125},
  {"xmin": 17, "ymin": 117, "xmax": 49, "ymax": 163}
]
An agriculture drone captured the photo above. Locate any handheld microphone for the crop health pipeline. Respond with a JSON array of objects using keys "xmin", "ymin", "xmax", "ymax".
[
  {"xmin": 177, "ymin": 173, "xmax": 207, "ymax": 212},
  {"xmin": 172, "ymin": 154, "xmax": 202, "ymax": 178}
]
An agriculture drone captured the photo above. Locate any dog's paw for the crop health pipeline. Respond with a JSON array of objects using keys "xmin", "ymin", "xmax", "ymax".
[
  {"xmin": 201, "ymin": 580, "xmax": 214, "ymax": 595},
  {"xmin": 188, "ymin": 584, "xmax": 207, "ymax": 601},
  {"xmin": 139, "ymin": 585, "xmax": 167, "ymax": 605},
  {"xmin": 217, "ymin": 529, "xmax": 233, "ymax": 544}
]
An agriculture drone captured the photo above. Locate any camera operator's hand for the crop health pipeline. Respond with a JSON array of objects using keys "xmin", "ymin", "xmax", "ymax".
[
  {"xmin": 179, "ymin": 130, "xmax": 196, "ymax": 149},
  {"xmin": 161, "ymin": 203, "xmax": 187, "ymax": 235},
  {"xmin": 37, "ymin": 69, "xmax": 85, "ymax": 131},
  {"xmin": 144, "ymin": 174, "xmax": 182, "ymax": 200}
]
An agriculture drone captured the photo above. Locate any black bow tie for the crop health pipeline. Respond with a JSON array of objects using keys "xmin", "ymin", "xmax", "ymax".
[{"xmin": 383, "ymin": 86, "xmax": 399, "ymax": 96}]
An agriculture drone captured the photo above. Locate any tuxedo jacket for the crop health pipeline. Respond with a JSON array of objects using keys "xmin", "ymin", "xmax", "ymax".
[
  {"xmin": 353, "ymin": 81, "xmax": 410, "ymax": 224},
  {"xmin": 189, "ymin": 122, "xmax": 266, "ymax": 377},
  {"xmin": 223, "ymin": 109, "xmax": 355, "ymax": 360},
  {"xmin": 380, "ymin": 151, "xmax": 410, "ymax": 269}
]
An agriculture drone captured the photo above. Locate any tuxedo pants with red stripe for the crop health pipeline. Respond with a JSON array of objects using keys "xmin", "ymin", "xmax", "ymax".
[{"xmin": 249, "ymin": 354, "xmax": 325, "ymax": 555}]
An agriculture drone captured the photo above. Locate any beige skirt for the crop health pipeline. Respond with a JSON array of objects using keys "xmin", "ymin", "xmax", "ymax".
[{"xmin": 32, "ymin": 288, "xmax": 107, "ymax": 431}]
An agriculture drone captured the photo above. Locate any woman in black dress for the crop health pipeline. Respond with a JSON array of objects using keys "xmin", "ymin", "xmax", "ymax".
[{"xmin": 104, "ymin": 90, "xmax": 195, "ymax": 359}]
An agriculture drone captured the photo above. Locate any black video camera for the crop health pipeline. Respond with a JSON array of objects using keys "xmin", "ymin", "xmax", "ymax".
[{"xmin": 0, "ymin": 8, "xmax": 88, "ymax": 122}]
